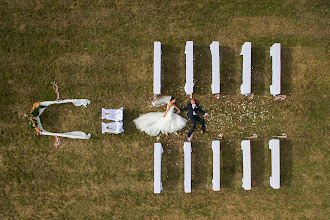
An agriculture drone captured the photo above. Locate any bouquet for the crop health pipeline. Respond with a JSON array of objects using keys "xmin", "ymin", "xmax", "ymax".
[{"xmin": 25, "ymin": 102, "xmax": 45, "ymax": 134}]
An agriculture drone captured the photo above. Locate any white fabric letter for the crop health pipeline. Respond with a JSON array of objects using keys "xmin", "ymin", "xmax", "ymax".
[{"xmin": 36, "ymin": 99, "xmax": 91, "ymax": 139}]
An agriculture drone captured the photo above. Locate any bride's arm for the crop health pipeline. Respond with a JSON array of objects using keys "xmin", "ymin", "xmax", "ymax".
[
  {"xmin": 173, "ymin": 104, "xmax": 181, "ymax": 114},
  {"xmin": 163, "ymin": 103, "xmax": 172, "ymax": 117}
]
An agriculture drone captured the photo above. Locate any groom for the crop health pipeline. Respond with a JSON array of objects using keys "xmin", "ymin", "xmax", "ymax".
[{"xmin": 180, "ymin": 99, "xmax": 209, "ymax": 139}]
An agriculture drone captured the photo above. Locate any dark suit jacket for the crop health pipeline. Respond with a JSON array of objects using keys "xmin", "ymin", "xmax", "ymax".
[{"xmin": 180, "ymin": 104, "xmax": 206, "ymax": 119}]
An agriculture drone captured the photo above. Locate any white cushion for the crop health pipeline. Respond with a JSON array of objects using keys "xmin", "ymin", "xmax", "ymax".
[
  {"xmin": 154, "ymin": 143, "xmax": 164, "ymax": 193},
  {"xmin": 212, "ymin": 140, "xmax": 220, "ymax": 191},
  {"xmin": 269, "ymin": 139, "xmax": 280, "ymax": 189},
  {"xmin": 153, "ymin": 42, "xmax": 162, "ymax": 95},
  {"xmin": 240, "ymin": 42, "xmax": 251, "ymax": 95},
  {"xmin": 270, "ymin": 43, "xmax": 281, "ymax": 96},
  {"xmin": 102, "ymin": 107, "xmax": 124, "ymax": 121},
  {"xmin": 241, "ymin": 140, "xmax": 251, "ymax": 190},
  {"xmin": 183, "ymin": 142, "xmax": 192, "ymax": 193},
  {"xmin": 101, "ymin": 122, "xmax": 124, "ymax": 134},
  {"xmin": 185, "ymin": 41, "xmax": 194, "ymax": 95},
  {"xmin": 210, "ymin": 41, "xmax": 220, "ymax": 94}
]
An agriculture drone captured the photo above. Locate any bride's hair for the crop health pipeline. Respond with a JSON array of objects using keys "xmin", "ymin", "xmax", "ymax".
[{"xmin": 170, "ymin": 97, "xmax": 175, "ymax": 101}]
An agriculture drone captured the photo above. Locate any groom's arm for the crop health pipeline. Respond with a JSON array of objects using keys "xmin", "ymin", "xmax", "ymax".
[
  {"xmin": 180, "ymin": 105, "xmax": 188, "ymax": 112},
  {"xmin": 197, "ymin": 105, "xmax": 207, "ymax": 115}
]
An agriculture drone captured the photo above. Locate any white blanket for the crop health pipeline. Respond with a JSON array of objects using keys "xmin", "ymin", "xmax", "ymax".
[
  {"xmin": 102, "ymin": 107, "xmax": 124, "ymax": 121},
  {"xmin": 102, "ymin": 122, "xmax": 124, "ymax": 134}
]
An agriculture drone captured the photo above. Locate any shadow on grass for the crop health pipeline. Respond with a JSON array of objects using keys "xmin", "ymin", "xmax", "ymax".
[
  {"xmin": 252, "ymin": 47, "xmax": 266, "ymax": 95},
  {"xmin": 162, "ymin": 143, "xmax": 181, "ymax": 190},
  {"xmin": 220, "ymin": 140, "xmax": 236, "ymax": 188},
  {"xmin": 280, "ymin": 139, "xmax": 293, "ymax": 186},
  {"xmin": 123, "ymin": 108, "xmax": 143, "ymax": 134},
  {"xmin": 194, "ymin": 46, "xmax": 212, "ymax": 95},
  {"xmin": 192, "ymin": 142, "xmax": 211, "ymax": 190},
  {"xmin": 281, "ymin": 48, "xmax": 293, "ymax": 96},
  {"xmin": 220, "ymin": 46, "xmax": 238, "ymax": 95},
  {"xmin": 162, "ymin": 46, "xmax": 182, "ymax": 95},
  {"xmin": 39, "ymin": 104, "xmax": 68, "ymax": 132},
  {"xmin": 251, "ymin": 139, "xmax": 265, "ymax": 187}
]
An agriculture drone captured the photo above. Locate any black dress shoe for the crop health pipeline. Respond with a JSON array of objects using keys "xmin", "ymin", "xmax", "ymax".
[{"xmin": 203, "ymin": 130, "xmax": 207, "ymax": 134}]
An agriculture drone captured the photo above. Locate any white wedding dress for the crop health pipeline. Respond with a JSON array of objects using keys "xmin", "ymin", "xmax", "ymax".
[{"xmin": 134, "ymin": 105, "xmax": 188, "ymax": 136}]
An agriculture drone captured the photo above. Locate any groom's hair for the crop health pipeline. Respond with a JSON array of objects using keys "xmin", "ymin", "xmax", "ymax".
[{"xmin": 170, "ymin": 97, "xmax": 175, "ymax": 101}]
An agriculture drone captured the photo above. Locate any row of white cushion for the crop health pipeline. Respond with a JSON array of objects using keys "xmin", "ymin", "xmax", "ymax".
[
  {"xmin": 154, "ymin": 139, "xmax": 280, "ymax": 193},
  {"xmin": 154, "ymin": 41, "xmax": 281, "ymax": 96},
  {"xmin": 101, "ymin": 107, "xmax": 124, "ymax": 134}
]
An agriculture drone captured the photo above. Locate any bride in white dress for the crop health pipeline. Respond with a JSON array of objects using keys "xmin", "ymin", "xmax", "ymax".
[{"xmin": 134, "ymin": 96, "xmax": 188, "ymax": 136}]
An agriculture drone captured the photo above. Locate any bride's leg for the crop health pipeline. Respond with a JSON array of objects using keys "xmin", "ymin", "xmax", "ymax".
[
  {"xmin": 174, "ymin": 131, "xmax": 178, "ymax": 136},
  {"xmin": 165, "ymin": 132, "xmax": 169, "ymax": 137}
]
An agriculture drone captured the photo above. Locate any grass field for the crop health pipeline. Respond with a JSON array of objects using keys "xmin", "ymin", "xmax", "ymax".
[{"xmin": 1, "ymin": 0, "xmax": 329, "ymax": 219}]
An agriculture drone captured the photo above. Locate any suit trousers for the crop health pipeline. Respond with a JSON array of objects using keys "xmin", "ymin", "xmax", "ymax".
[{"xmin": 188, "ymin": 115, "xmax": 205, "ymax": 137}]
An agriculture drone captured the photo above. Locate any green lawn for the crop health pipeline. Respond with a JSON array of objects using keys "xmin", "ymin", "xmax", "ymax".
[{"xmin": 0, "ymin": 0, "xmax": 329, "ymax": 219}]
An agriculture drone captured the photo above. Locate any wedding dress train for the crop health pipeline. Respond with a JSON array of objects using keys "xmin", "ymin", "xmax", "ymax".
[{"xmin": 134, "ymin": 105, "xmax": 187, "ymax": 136}]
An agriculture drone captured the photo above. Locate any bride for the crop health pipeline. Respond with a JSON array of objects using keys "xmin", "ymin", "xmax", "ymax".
[{"xmin": 134, "ymin": 96, "xmax": 188, "ymax": 136}]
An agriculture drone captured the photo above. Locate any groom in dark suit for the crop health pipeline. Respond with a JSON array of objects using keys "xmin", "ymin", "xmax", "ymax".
[{"xmin": 180, "ymin": 99, "xmax": 209, "ymax": 139}]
